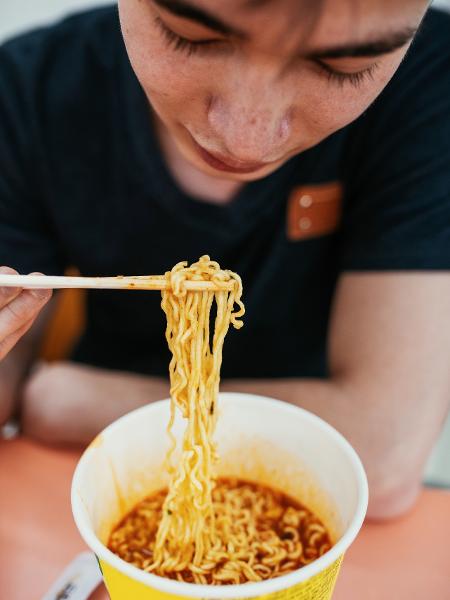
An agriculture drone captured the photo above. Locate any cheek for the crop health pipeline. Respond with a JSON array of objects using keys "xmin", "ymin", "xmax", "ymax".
[
  {"xmin": 291, "ymin": 57, "xmax": 403, "ymax": 143},
  {"xmin": 118, "ymin": 0, "xmax": 209, "ymax": 122},
  {"xmin": 301, "ymin": 86, "xmax": 376, "ymax": 135}
]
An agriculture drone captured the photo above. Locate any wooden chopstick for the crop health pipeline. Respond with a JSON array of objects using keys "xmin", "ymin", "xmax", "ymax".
[{"xmin": 0, "ymin": 274, "xmax": 235, "ymax": 292}]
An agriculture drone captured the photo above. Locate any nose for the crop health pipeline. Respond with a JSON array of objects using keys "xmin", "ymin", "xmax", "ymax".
[{"xmin": 206, "ymin": 71, "xmax": 293, "ymax": 163}]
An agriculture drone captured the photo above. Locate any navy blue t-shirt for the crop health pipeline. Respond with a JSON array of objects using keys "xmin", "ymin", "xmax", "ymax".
[{"xmin": 0, "ymin": 7, "xmax": 449, "ymax": 378}]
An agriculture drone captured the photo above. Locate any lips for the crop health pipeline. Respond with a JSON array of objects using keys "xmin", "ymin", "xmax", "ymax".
[{"xmin": 192, "ymin": 138, "xmax": 269, "ymax": 174}]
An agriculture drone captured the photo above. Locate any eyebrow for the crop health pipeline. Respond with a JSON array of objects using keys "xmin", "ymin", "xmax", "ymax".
[
  {"xmin": 306, "ymin": 28, "xmax": 418, "ymax": 59},
  {"xmin": 152, "ymin": 0, "xmax": 246, "ymax": 37}
]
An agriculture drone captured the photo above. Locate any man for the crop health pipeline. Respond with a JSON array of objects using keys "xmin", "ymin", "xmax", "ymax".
[{"xmin": 0, "ymin": 0, "xmax": 449, "ymax": 519}]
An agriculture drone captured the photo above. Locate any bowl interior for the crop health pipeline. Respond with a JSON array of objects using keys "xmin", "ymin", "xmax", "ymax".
[{"xmin": 73, "ymin": 393, "xmax": 364, "ymax": 548}]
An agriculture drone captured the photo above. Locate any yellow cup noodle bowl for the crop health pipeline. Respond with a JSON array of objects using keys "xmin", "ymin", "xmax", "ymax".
[{"xmin": 72, "ymin": 393, "xmax": 368, "ymax": 600}]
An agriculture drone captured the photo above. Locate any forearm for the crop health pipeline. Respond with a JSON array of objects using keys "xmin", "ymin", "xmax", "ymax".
[
  {"xmin": 22, "ymin": 362, "xmax": 170, "ymax": 447},
  {"xmin": 20, "ymin": 362, "xmax": 443, "ymax": 519},
  {"xmin": 0, "ymin": 306, "xmax": 52, "ymax": 425},
  {"xmin": 221, "ymin": 377, "xmax": 431, "ymax": 520},
  {"xmin": 0, "ymin": 324, "xmax": 47, "ymax": 425}
]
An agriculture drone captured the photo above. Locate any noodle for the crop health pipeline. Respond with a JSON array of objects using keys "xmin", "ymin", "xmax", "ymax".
[
  {"xmin": 108, "ymin": 479, "xmax": 332, "ymax": 585},
  {"xmin": 151, "ymin": 256, "xmax": 244, "ymax": 576},
  {"xmin": 107, "ymin": 255, "xmax": 332, "ymax": 584}
]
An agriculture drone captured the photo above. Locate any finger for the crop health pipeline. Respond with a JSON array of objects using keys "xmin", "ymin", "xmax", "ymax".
[
  {"xmin": 0, "ymin": 266, "xmax": 21, "ymax": 309},
  {"xmin": 0, "ymin": 287, "xmax": 52, "ymax": 342},
  {"xmin": 27, "ymin": 271, "xmax": 53, "ymax": 299},
  {"xmin": 0, "ymin": 316, "xmax": 35, "ymax": 360}
]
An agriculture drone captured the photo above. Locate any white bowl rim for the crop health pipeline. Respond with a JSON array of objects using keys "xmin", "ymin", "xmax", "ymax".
[{"xmin": 72, "ymin": 392, "xmax": 368, "ymax": 599}]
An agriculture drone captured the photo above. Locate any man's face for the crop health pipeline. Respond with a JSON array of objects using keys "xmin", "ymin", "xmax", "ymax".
[{"xmin": 118, "ymin": 0, "xmax": 428, "ymax": 181}]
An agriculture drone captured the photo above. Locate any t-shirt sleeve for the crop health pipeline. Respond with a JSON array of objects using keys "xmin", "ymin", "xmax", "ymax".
[
  {"xmin": 338, "ymin": 10, "xmax": 450, "ymax": 271},
  {"xmin": 0, "ymin": 41, "xmax": 65, "ymax": 275}
]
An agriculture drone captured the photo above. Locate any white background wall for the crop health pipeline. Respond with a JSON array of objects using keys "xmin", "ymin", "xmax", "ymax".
[{"xmin": 0, "ymin": 0, "xmax": 449, "ymax": 484}]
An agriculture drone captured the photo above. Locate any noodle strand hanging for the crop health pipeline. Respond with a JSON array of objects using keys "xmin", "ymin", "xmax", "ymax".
[
  {"xmin": 150, "ymin": 255, "xmax": 244, "ymax": 575},
  {"xmin": 108, "ymin": 256, "xmax": 332, "ymax": 585}
]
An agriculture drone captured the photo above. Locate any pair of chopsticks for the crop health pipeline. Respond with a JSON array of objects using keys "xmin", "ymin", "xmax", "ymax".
[{"xmin": 0, "ymin": 273, "xmax": 234, "ymax": 292}]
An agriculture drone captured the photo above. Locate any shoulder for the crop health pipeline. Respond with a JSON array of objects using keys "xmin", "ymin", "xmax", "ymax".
[
  {"xmin": 410, "ymin": 8, "xmax": 450, "ymax": 61},
  {"xmin": 344, "ymin": 9, "xmax": 450, "ymax": 169},
  {"xmin": 0, "ymin": 6, "xmax": 121, "ymax": 68},
  {"xmin": 365, "ymin": 9, "xmax": 450, "ymax": 125},
  {"xmin": 0, "ymin": 7, "xmax": 127, "ymax": 164},
  {"xmin": 336, "ymin": 11, "xmax": 450, "ymax": 271},
  {"xmin": 0, "ymin": 7, "xmax": 123, "ymax": 112},
  {"xmin": 388, "ymin": 9, "xmax": 450, "ymax": 99}
]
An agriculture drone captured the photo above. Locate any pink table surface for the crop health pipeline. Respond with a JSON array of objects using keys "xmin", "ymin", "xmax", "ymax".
[{"xmin": 1, "ymin": 437, "xmax": 449, "ymax": 600}]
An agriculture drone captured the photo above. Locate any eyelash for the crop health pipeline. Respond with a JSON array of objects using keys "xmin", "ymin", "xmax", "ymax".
[
  {"xmin": 315, "ymin": 60, "xmax": 379, "ymax": 87},
  {"xmin": 155, "ymin": 17, "xmax": 216, "ymax": 56},
  {"xmin": 155, "ymin": 17, "xmax": 379, "ymax": 87}
]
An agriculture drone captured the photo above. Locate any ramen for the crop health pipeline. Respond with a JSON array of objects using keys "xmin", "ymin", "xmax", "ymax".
[
  {"xmin": 107, "ymin": 257, "xmax": 332, "ymax": 584},
  {"xmin": 108, "ymin": 478, "xmax": 332, "ymax": 585}
]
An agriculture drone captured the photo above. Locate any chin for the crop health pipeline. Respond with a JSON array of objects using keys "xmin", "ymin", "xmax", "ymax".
[{"xmin": 181, "ymin": 144, "xmax": 286, "ymax": 182}]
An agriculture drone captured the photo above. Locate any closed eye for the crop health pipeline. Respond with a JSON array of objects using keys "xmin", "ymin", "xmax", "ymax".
[
  {"xmin": 155, "ymin": 15, "xmax": 380, "ymax": 88},
  {"xmin": 314, "ymin": 60, "xmax": 380, "ymax": 87},
  {"xmin": 155, "ymin": 16, "xmax": 224, "ymax": 56}
]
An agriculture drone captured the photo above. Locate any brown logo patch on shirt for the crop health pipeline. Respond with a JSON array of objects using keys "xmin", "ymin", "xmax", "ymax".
[{"xmin": 287, "ymin": 182, "xmax": 343, "ymax": 241}]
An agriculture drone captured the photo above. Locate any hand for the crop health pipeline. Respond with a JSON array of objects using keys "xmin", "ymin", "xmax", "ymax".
[
  {"xmin": 0, "ymin": 266, "xmax": 52, "ymax": 360},
  {"xmin": 21, "ymin": 361, "xmax": 169, "ymax": 446}
]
